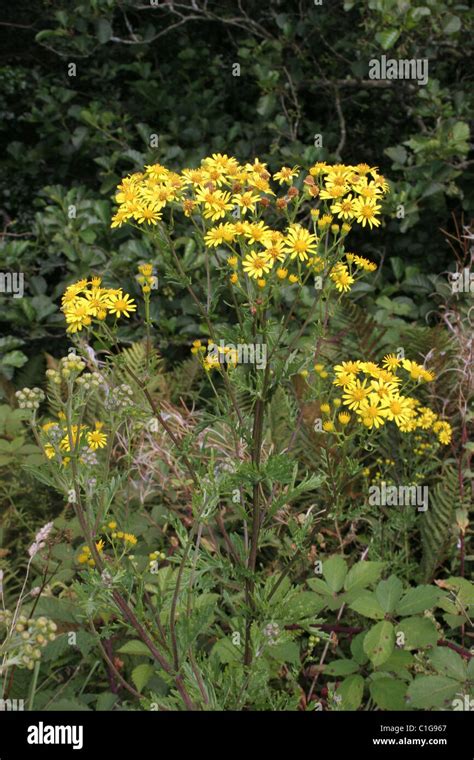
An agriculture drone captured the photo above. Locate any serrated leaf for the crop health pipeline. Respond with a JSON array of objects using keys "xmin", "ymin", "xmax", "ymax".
[
  {"xmin": 349, "ymin": 591, "xmax": 385, "ymax": 620},
  {"xmin": 364, "ymin": 621, "xmax": 395, "ymax": 666},
  {"xmin": 396, "ymin": 617, "xmax": 438, "ymax": 649},
  {"xmin": 132, "ymin": 663, "xmax": 154, "ymax": 693},
  {"xmin": 337, "ymin": 674, "xmax": 364, "ymax": 710},
  {"xmin": 325, "ymin": 659, "xmax": 359, "ymax": 676},
  {"xmin": 375, "ymin": 28, "xmax": 400, "ymax": 50},
  {"xmin": 370, "ymin": 678, "xmax": 408, "ymax": 710},
  {"xmin": 376, "ymin": 576, "xmax": 403, "ymax": 613},
  {"xmin": 351, "ymin": 632, "xmax": 369, "ymax": 665},
  {"xmin": 344, "ymin": 561, "xmax": 385, "ymax": 592},
  {"xmin": 118, "ymin": 640, "xmax": 152, "ymax": 657},
  {"xmin": 406, "ymin": 676, "xmax": 460, "ymax": 709},
  {"xmin": 429, "ymin": 647, "xmax": 467, "ymax": 682},
  {"xmin": 322, "ymin": 555, "xmax": 347, "ymax": 593},
  {"xmin": 396, "ymin": 585, "xmax": 440, "ymax": 616}
]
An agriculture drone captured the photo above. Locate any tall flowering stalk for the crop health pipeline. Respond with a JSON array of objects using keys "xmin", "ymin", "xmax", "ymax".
[{"xmin": 15, "ymin": 155, "xmax": 454, "ymax": 709}]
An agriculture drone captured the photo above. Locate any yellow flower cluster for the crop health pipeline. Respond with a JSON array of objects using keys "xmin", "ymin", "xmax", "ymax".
[
  {"xmin": 42, "ymin": 420, "xmax": 107, "ymax": 462},
  {"xmin": 77, "ymin": 523, "xmax": 138, "ymax": 566},
  {"xmin": 136, "ymin": 262, "xmax": 156, "ymax": 294},
  {"xmin": 330, "ymin": 357, "xmax": 452, "ymax": 443},
  {"xmin": 111, "ymin": 156, "xmax": 388, "ymax": 292},
  {"xmin": 61, "ymin": 278, "xmax": 137, "ymax": 333},
  {"xmin": 191, "ymin": 339, "xmax": 237, "ymax": 372}
]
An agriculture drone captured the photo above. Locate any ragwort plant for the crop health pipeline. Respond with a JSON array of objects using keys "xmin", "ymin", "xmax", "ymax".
[{"xmin": 10, "ymin": 155, "xmax": 467, "ymax": 711}]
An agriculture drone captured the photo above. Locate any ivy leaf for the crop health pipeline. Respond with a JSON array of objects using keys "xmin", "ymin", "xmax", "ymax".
[
  {"xmin": 396, "ymin": 585, "xmax": 440, "ymax": 616},
  {"xmin": 322, "ymin": 555, "xmax": 347, "ymax": 593},
  {"xmin": 376, "ymin": 576, "xmax": 403, "ymax": 613},
  {"xmin": 363, "ymin": 621, "xmax": 395, "ymax": 667},
  {"xmin": 406, "ymin": 676, "xmax": 460, "ymax": 709}
]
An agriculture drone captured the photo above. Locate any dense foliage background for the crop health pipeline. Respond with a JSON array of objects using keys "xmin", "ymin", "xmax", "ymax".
[
  {"xmin": 0, "ymin": 0, "xmax": 472, "ymax": 390},
  {"xmin": 0, "ymin": 0, "xmax": 472, "ymax": 713}
]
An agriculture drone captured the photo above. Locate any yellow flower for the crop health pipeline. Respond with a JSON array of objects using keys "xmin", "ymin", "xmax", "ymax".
[
  {"xmin": 380, "ymin": 395, "xmax": 412, "ymax": 426},
  {"xmin": 273, "ymin": 166, "xmax": 299, "ymax": 185},
  {"xmin": 204, "ymin": 223, "xmax": 236, "ymax": 247},
  {"xmin": 352, "ymin": 197, "xmax": 381, "ymax": 229},
  {"xmin": 330, "ymin": 264, "xmax": 354, "ymax": 293},
  {"xmin": 330, "ymin": 195, "xmax": 356, "ymax": 220},
  {"xmin": 87, "ymin": 425, "xmax": 107, "ymax": 450},
  {"xmin": 338, "ymin": 412, "xmax": 351, "ymax": 425},
  {"xmin": 284, "ymin": 225, "xmax": 318, "ymax": 261},
  {"xmin": 382, "ymin": 353, "xmax": 402, "ymax": 371},
  {"xmin": 242, "ymin": 251, "xmax": 272, "ymax": 279},
  {"xmin": 320, "ymin": 403, "xmax": 330, "ymax": 414},
  {"xmin": 244, "ymin": 221, "xmax": 270, "ymax": 245},
  {"xmin": 134, "ymin": 203, "xmax": 163, "ymax": 225},
  {"xmin": 322, "ymin": 420, "xmax": 334, "ymax": 432},
  {"xmin": 342, "ymin": 379, "xmax": 371, "ymax": 410},
  {"xmin": 232, "ymin": 191, "xmax": 261, "ymax": 214},
  {"xmin": 63, "ymin": 299, "xmax": 93, "ymax": 333},
  {"xmin": 277, "ymin": 268, "xmax": 288, "ymax": 279},
  {"xmin": 107, "ymin": 292, "xmax": 137, "ymax": 318},
  {"xmin": 355, "ymin": 394, "xmax": 387, "ymax": 429}
]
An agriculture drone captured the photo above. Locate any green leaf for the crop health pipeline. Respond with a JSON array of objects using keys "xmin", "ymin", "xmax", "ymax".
[
  {"xmin": 132, "ymin": 663, "xmax": 154, "ymax": 693},
  {"xmin": 96, "ymin": 693, "xmax": 118, "ymax": 711},
  {"xmin": 396, "ymin": 585, "xmax": 440, "ymax": 616},
  {"xmin": 322, "ymin": 555, "xmax": 347, "ymax": 593},
  {"xmin": 118, "ymin": 640, "xmax": 152, "ymax": 657},
  {"xmin": 363, "ymin": 621, "xmax": 395, "ymax": 667},
  {"xmin": 268, "ymin": 641, "xmax": 300, "ymax": 666},
  {"xmin": 396, "ymin": 617, "xmax": 438, "ymax": 649},
  {"xmin": 212, "ymin": 638, "xmax": 241, "ymax": 664},
  {"xmin": 350, "ymin": 632, "xmax": 369, "ymax": 665},
  {"xmin": 377, "ymin": 649, "xmax": 414, "ymax": 674},
  {"xmin": 349, "ymin": 591, "xmax": 385, "ymax": 620},
  {"xmin": 96, "ymin": 18, "xmax": 113, "ymax": 43},
  {"xmin": 1, "ymin": 350, "xmax": 28, "ymax": 369},
  {"xmin": 344, "ymin": 561, "xmax": 385, "ymax": 592},
  {"xmin": 376, "ymin": 576, "xmax": 403, "ymax": 613},
  {"xmin": 337, "ymin": 674, "xmax": 364, "ymax": 710},
  {"xmin": 370, "ymin": 678, "xmax": 408, "ymax": 710},
  {"xmin": 284, "ymin": 591, "xmax": 326, "ymax": 620},
  {"xmin": 325, "ymin": 659, "xmax": 359, "ymax": 676},
  {"xmin": 429, "ymin": 647, "xmax": 467, "ymax": 682},
  {"xmin": 442, "ymin": 14, "xmax": 461, "ymax": 35},
  {"xmin": 46, "ymin": 698, "xmax": 91, "ymax": 711},
  {"xmin": 385, "ymin": 145, "xmax": 407, "ymax": 165},
  {"xmin": 375, "ymin": 28, "xmax": 400, "ymax": 50},
  {"xmin": 406, "ymin": 676, "xmax": 460, "ymax": 709}
]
